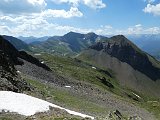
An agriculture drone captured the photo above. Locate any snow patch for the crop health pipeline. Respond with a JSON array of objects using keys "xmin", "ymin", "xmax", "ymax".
[
  {"xmin": 0, "ymin": 91, "xmax": 94, "ymax": 119},
  {"xmin": 132, "ymin": 92, "xmax": 141, "ymax": 98},
  {"xmin": 41, "ymin": 61, "xmax": 44, "ymax": 64},
  {"xmin": 16, "ymin": 71, "xmax": 21, "ymax": 73},
  {"xmin": 92, "ymin": 66, "xmax": 96, "ymax": 69},
  {"xmin": 65, "ymin": 86, "xmax": 71, "ymax": 88},
  {"xmin": 34, "ymin": 54, "xmax": 41, "ymax": 56}
]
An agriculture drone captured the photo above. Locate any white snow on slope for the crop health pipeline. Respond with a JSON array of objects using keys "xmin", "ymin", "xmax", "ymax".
[{"xmin": 0, "ymin": 91, "xmax": 94, "ymax": 119}]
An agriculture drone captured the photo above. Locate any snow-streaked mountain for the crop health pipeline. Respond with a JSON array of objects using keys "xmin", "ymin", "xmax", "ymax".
[{"xmin": 0, "ymin": 91, "xmax": 94, "ymax": 119}]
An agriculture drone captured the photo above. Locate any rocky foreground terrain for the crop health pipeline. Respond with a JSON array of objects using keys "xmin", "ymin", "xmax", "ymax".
[{"xmin": 15, "ymin": 58, "xmax": 156, "ymax": 120}]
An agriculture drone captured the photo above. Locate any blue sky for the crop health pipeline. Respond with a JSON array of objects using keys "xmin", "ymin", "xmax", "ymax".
[{"xmin": 0, "ymin": 0, "xmax": 160, "ymax": 37}]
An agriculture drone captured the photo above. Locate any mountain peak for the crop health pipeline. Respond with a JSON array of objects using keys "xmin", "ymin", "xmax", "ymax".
[
  {"xmin": 109, "ymin": 35, "xmax": 134, "ymax": 47},
  {"xmin": 89, "ymin": 35, "xmax": 160, "ymax": 81},
  {"xmin": 86, "ymin": 32, "xmax": 96, "ymax": 36},
  {"xmin": 64, "ymin": 31, "xmax": 84, "ymax": 39},
  {"xmin": 65, "ymin": 31, "xmax": 82, "ymax": 35},
  {"xmin": 90, "ymin": 35, "xmax": 138, "ymax": 51}
]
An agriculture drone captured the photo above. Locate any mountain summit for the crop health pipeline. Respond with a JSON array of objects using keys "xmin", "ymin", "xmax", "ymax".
[
  {"xmin": 78, "ymin": 35, "xmax": 160, "ymax": 97},
  {"xmin": 89, "ymin": 35, "xmax": 160, "ymax": 80}
]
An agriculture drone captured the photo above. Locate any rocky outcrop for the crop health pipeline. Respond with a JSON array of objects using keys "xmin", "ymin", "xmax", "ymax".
[
  {"xmin": 90, "ymin": 35, "xmax": 160, "ymax": 81},
  {"xmin": 19, "ymin": 51, "xmax": 51, "ymax": 71},
  {"xmin": 0, "ymin": 36, "xmax": 50, "ymax": 92},
  {"xmin": 0, "ymin": 36, "xmax": 31, "ymax": 92}
]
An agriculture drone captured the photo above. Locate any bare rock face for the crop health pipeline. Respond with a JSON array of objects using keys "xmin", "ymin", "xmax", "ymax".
[
  {"xmin": 89, "ymin": 35, "xmax": 160, "ymax": 81},
  {"xmin": 0, "ymin": 36, "xmax": 37, "ymax": 92}
]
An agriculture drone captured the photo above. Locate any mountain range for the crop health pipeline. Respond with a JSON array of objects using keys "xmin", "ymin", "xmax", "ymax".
[
  {"xmin": 3, "ymin": 32, "xmax": 160, "ymax": 59},
  {"xmin": 29, "ymin": 32, "xmax": 106, "ymax": 56},
  {"xmin": 1, "ymin": 32, "xmax": 160, "ymax": 119}
]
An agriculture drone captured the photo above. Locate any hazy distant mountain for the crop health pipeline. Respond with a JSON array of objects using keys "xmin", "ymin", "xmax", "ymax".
[
  {"xmin": 18, "ymin": 36, "xmax": 50, "ymax": 44},
  {"xmin": 2, "ymin": 35, "xmax": 30, "ymax": 51},
  {"xmin": 126, "ymin": 34, "xmax": 160, "ymax": 59},
  {"xmin": 30, "ymin": 32, "xmax": 106, "ymax": 56},
  {"xmin": 78, "ymin": 35, "xmax": 160, "ymax": 97}
]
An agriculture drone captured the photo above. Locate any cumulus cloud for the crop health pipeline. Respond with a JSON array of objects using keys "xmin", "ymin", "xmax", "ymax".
[
  {"xmin": 51, "ymin": 0, "xmax": 106, "ymax": 9},
  {"xmin": 143, "ymin": 3, "xmax": 160, "ymax": 16},
  {"xmin": 1, "ymin": 15, "xmax": 159, "ymax": 37},
  {"xmin": 51, "ymin": 0, "xmax": 80, "ymax": 6},
  {"xmin": 0, "ymin": 0, "xmax": 158, "ymax": 37},
  {"xmin": 118, "ymin": 24, "xmax": 160, "ymax": 35},
  {"xmin": 144, "ymin": 0, "xmax": 155, "ymax": 3},
  {"xmin": 0, "ymin": 25, "xmax": 11, "ymax": 35},
  {"xmin": 0, "ymin": 0, "xmax": 82, "ymax": 18},
  {"xmin": 83, "ymin": 0, "xmax": 106, "ymax": 9},
  {"xmin": 41, "ymin": 7, "xmax": 83, "ymax": 18},
  {"xmin": 0, "ymin": 0, "xmax": 46, "ymax": 14}
]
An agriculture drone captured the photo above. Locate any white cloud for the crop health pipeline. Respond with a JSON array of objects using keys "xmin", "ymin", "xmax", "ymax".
[
  {"xmin": 51, "ymin": 0, "xmax": 80, "ymax": 6},
  {"xmin": 41, "ymin": 7, "xmax": 83, "ymax": 18},
  {"xmin": 0, "ymin": 25, "xmax": 11, "ymax": 35},
  {"xmin": 51, "ymin": 0, "xmax": 106, "ymax": 9},
  {"xmin": 127, "ymin": 24, "xmax": 143, "ymax": 34},
  {"xmin": 118, "ymin": 24, "xmax": 160, "ymax": 35},
  {"xmin": 143, "ymin": 3, "xmax": 160, "ymax": 16},
  {"xmin": 83, "ymin": 0, "xmax": 106, "ymax": 9},
  {"xmin": 0, "ymin": 0, "xmax": 46, "ymax": 14},
  {"xmin": 145, "ymin": 27, "xmax": 160, "ymax": 34},
  {"xmin": 1, "ymin": 15, "xmax": 159, "ymax": 37},
  {"xmin": 0, "ymin": 0, "xmax": 83, "ymax": 18},
  {"xmin": 144, "ymin": 0, "xmax": 155, "ymax": 3}
]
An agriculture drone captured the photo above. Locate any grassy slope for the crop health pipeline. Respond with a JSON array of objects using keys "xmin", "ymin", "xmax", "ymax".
[
  {"xmin": 78, "ymin": 50, "xmax": 160, "ymax": 119},
  {"xmin": 30, "ymin": 40, "xmax": 76, "ymax": 56},
  {"xmin": 33, "ymin": 54, "xmax": 158, "ymax": 116},
  {"xmin": 2, "ymin": 53, "xmax": 160, "ymax": 119},
  {"xmin": 25, "ymin": 78, "xmax": 107, "ymax": 115},
  {"xmin": 34, "ymin": 53, "xmax": 125, "ymax": 95}
]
